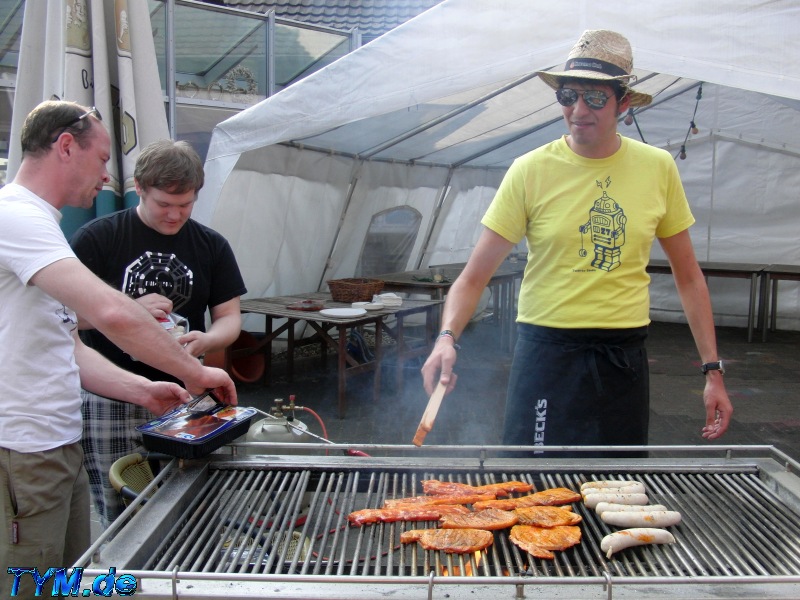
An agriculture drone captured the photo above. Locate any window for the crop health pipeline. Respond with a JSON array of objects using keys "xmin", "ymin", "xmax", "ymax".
[{"xmin": 357, "ymin": 207, "xmax": 421, "ymax": 277}]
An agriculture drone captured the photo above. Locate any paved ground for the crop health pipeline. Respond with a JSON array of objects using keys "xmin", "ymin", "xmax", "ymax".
[{"xmin": 233, "ymin": 317, "xmax": 800, "ymax": 460}]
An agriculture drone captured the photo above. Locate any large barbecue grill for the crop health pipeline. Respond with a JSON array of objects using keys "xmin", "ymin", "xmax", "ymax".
[{"xmin": 84, "ymin": 444, "xmax": 800, "ymax": 599}]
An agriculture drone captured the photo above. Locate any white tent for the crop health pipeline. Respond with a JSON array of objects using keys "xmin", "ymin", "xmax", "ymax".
[{"xmin": 195, "ymin": 0, "xmax": 800, "ymax": 332}]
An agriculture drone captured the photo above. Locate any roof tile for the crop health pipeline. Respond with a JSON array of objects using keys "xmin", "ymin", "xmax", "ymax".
[{"xmin": 217, "ymin": 0, "xmax": 444, "ymax": 38}]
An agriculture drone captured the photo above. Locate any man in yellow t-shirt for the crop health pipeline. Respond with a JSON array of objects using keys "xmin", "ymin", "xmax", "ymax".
[{"xmin": 421, "ymin": 30, "xmax": 732, "ymax": 455}]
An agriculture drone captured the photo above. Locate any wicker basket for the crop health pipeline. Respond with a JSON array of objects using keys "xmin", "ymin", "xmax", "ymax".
[{"xmin": 327, "ymin": 278, "xmax": 385, "ymax": 303}]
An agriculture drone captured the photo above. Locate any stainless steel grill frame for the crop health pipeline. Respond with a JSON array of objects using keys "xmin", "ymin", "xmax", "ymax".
[{"xmin": 85, "ymin": 445, "xmax": 800, "ymax": 599}]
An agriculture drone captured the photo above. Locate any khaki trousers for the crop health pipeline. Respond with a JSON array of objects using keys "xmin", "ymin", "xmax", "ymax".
[{"xmin": 0, "ymin": 442, "xmax": 89, "ymax": 597}]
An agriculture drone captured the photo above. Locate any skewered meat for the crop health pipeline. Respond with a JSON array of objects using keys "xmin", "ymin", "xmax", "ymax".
[
  {"xmin": 508, "ymin": 525, "xmax": 582, "ymax": 560},
  {"xmin": 474, "ymin": 487, "xmax": 581, "ymax": 511},
  {"xmin": 513, "ymin": 506, "xmax": 583, "ymax": 527},
  {"xmin": 422, "ymin": 479, "xmax": 533, "ymax": 497},
  {"xmin": 439, "ymin": 507, "xmax": 518, "ymax": 530},
  {"xmin": 400, "ymin": 528, "xmax": 494, "ymax": 553},
  {"xmin": 384, "ymin": 493, "xmax": 494, "ymax": 508},
  {"xmin": 348, "ymin": 504, "xmax": 469, "ymax": 526}
]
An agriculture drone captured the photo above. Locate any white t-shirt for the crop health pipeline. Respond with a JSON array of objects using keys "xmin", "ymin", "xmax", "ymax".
[{"xmin": 0, "ymin": 183, "xmax": 83, "ymax": 451}]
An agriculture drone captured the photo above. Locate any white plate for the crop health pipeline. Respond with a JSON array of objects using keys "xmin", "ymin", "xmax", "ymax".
[
  {"xmin": 364, "ymin": 302, "xmax": 384, "ymax": 311},
  {"xmin": 319, "ymin": 308, "xmax": 367, "ymax": 318}
]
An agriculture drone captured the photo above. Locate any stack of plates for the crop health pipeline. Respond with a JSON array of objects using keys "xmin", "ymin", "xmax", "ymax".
[{"xmin": 377, "ymin": 293, "xmax": 403, "ymax": 307}]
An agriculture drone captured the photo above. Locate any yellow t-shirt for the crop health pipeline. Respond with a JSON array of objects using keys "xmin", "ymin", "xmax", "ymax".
[{"xmin": 482, "ymin": 135, "xmax": 694, "ymax": 329}]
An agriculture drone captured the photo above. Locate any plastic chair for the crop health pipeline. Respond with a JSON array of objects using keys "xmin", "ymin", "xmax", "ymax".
[{"xmin": 108, "ymin": 452, "xmax": 158, "ymax": 507}]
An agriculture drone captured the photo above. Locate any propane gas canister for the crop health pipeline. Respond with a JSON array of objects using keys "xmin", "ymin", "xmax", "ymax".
[{"xmin": 245, "ymin": 416, "xmax": 313, "ymax": 455}]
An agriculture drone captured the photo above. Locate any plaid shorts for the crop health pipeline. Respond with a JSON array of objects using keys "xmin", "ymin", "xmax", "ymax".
[{"xmin": 80, "ymin": 391, "xmax": 154, "ymax": 528}]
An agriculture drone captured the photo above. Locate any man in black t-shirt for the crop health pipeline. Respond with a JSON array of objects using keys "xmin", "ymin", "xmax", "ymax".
[{"xmin": 71, "ymin": 140, "xmax": 247, "ymax": 526}]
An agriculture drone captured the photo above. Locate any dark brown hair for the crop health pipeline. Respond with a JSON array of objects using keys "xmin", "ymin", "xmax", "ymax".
[{"xmin": 134, "ymin": 139, "xmax": 204, "ymax": 194}]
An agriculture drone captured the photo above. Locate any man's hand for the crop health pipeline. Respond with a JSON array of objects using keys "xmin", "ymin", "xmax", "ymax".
[
  {"xmin": 178, "ymin": 330, "xmax": 212, "ymax": 358},
  {"xmin": 421, "ymin": 340, "xmax": 458, "ymax": 397},
  {"xmin": 136, "ymin": 293, "xmax": 174, "ymax": 321},
  {"xmin": 701, "ymin": 374, "xmax": 732, "ymax": 440},
  {"xmin": 186, "ymin": 366, "xmax": 238, "ymax": 406},
  {"xmin": 140, "ymin": 381, "xmax": 192, "ymax": 416}
]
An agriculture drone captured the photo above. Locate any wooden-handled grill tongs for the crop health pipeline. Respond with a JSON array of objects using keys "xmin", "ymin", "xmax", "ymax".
[{"xmin": 412, "ymin": 381, "xmax": 446, "ymax": 446}]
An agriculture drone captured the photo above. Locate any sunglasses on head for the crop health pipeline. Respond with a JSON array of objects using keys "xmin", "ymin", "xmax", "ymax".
[
  {"xmin": 50, "ymin": 107, "xmax": 102, "ymax": 144},
  {"xmin": 555, "ymin": 88, "xmax": 610, "ymax": 110}
]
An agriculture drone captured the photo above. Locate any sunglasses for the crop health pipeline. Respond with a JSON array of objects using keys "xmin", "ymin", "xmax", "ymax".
[
  {"xmin": 555, "ymin": 88, "xmax": 610, "ymax": 110},
  {"xmin": 50, "ymin": 107, "xmax": 102, "ymax": 144}
]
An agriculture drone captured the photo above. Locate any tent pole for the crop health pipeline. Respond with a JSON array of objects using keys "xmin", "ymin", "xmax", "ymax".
[
  {"xmin": 415, "ymin": 169, "xmax": 454, "ymax": 270},
  {"xmin": 317, "ymin": 161, "xmax": 363, "ymax": 291},
  {"xmin": 166, "ymin": 0, "xmax": 176, "ymax": 140}
]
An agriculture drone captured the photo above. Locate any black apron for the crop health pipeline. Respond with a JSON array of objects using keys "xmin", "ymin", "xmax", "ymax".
[{"xmin": 503, "ymin": 324, "xmax": 649, "ymax": 457}]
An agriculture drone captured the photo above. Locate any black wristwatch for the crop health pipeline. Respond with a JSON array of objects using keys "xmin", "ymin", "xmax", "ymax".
[{"xmin": 701, "ymin": 360, "xmax": 725, "ymax": 375}]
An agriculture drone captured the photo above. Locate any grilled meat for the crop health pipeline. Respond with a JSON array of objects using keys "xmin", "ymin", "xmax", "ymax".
[
  {"xmin": 473, "ymin": 487, "xmax": 581, "ymax": 511},
  {"xmin": 348, "ymin": 504, "xmax": 469, "ymax": 526},
  {"xmin": 508, "ymin": 525, "xmax": 582, "ymax": 559},
  {"xmin": 400, "ymin": 528, "xmax": 494, "ymax": 553},
  {"xmin": 384, "ymin": 493, "xmax": 493, "ymax": 508},
  {"xmin": 513, "ymin": 506, "xmax": 583, "ymax": 527},
  {"xmin": 421, "ymin": 479, "xmax": 533, "ymax": 497},
  {"xmin": 439, "ymin": 507, "xmax": 518, "ymax": 530}
]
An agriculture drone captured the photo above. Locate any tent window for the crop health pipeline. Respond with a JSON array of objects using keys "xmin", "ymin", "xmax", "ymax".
[{"xmin": 357, "ymin": 207, "xmax": 421, "ymax": 277}]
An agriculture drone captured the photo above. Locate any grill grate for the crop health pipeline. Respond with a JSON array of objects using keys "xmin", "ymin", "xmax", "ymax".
[{"xmin": 130, "ymin": 463, "xmax": 800, "ymax": 580}]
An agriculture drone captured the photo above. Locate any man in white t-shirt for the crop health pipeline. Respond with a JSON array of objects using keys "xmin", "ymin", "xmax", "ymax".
[{"xmin": 0, "ymin": 100, "xmax": 238, "ymax": 596}]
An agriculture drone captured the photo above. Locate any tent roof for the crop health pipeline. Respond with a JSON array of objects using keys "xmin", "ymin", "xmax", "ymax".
[{"xmin": 202, "ymin": 0, "xmax": 799, "ymax": 180}]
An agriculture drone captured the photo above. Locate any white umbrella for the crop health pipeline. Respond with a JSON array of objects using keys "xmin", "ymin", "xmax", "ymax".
[{"xmin": 8, "ymin": 0, "xmax": 169, "ymax": 235}]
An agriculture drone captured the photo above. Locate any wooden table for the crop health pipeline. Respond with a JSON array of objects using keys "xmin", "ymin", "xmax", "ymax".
[
  {"xmin": 758, "ymin": 264, "xmax": 800, "ymax": 342},
  {"xmin": 647, "ymin": 259, "xmax": 767, "ymax": 342},
  {"xmin": 237, "ymin": 292, "xmax": 442, "ymax": 417},
  {"xmin": 374, "ymin": 260, "xmax": 525, "ymax": 351}
]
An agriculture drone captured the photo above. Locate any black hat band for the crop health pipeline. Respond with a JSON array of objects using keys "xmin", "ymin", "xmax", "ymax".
[{"xmin": 564, "ymin": 57, "xmax": 628, "ymax": 78}]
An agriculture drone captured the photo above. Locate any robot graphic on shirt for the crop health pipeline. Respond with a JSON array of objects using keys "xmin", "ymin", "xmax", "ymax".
[{"xmin": 578, "ymin": 178, "xmax": 626, "ymax": 272}]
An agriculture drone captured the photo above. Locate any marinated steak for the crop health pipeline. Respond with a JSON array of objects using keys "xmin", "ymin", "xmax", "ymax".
[
  {"xmin": 508, "ymin": 524, "xmax": 582, "ymax": 559},
  {"xmin": 384, "ymin": 493, "xmax": 493, "ymax": 507},
  {"xmin": 422, "ymin": 479, "xmax": 533, "ymax": 497},
  {"xmin": 513, "ymin": 506, "xmax": 583, "ymax": 527},
  {"xmin": 473, "ymin": 487, "xmax": 581, "ymax": 511},
  {"xmin": 439, "ymin": 507, "xmax": 518, "ymax": 530},
  {"xmin": 348, "ymin": 504, "xmax": 469, "ymax": 526},
  {"xmin": 400, "ymin": 528, "xmax": 494, "ymax": 553}
]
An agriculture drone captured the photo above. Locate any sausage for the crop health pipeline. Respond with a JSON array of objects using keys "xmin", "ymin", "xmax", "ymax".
[
  {"xmin": 581, "ymin": 482, "xmax": 646, "ymax": 497},
  {"xmin": 595, "ymin": 502, "xmax": 667, "ymax": 516},
  {"xmin": 580, "ymin": 480, "xmax": 643, "ymax": 491},
  {"xmin": 583, "ymin": 492, "xmax": 649, "ymax": 509},
  {"xmin": 601, "ymin": 510, "xmax": 682, "ymax": 528},
  {"xmin": 600, "ymin": 528, "xmax": 676, "ymax": 558}
]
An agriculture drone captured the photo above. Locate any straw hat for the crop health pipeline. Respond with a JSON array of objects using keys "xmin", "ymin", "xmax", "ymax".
[{"xmin": 536, "ymin": 30, "xmax": 652, "ymax": 107}]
